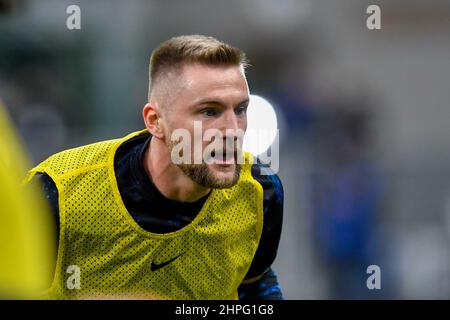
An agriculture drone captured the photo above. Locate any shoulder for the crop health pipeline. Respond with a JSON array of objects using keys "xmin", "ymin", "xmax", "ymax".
[
  {"xmin": 241, "ymin": 161, "xmax": 284, "ymax": 280},
  {"xmin": 35, "ymin": 137, "xmax": 126, "ymax": 178},
  {"xmin": 250, "ymin": 161, "xmax": 284, "ymax": 207},
  {"xmin": 38, "ymin": 130, "xmax": 148, "ymax": 176}
]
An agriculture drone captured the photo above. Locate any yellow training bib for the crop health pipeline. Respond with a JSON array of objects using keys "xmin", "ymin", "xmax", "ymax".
[{"xmin": 26, "ymin": 130, "xmax": 264, "ymax": 300}]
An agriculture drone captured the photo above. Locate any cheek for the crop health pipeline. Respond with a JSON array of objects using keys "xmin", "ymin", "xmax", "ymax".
[
  {"xmin": 163, "ymin": 113, "xmax": 194, "ymax": 138},
  {"xmin": 176, "ymin": 116, "xmax": 197, "ymax": 135}
]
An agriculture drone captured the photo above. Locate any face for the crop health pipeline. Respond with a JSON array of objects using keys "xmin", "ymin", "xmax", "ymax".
[{"xmin": 163, "ymin": 63, "xmax": 249, "ymax": 189}]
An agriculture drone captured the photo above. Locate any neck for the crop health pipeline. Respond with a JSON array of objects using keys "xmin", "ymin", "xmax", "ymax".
[{"xmin": 142, "ymin": 136, "xmax": 211, "ymax": 202}]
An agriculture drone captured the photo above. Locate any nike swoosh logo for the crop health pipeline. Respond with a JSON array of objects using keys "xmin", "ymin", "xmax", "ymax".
[{"xmin": 151, "ymin": 252, "xmax": 185, "ymax": 272}]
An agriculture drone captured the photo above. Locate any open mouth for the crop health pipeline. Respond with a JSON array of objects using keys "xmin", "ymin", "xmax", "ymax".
[{"xmin": 210, "ymin": 149, "xmax": 235, "ymax": 165}]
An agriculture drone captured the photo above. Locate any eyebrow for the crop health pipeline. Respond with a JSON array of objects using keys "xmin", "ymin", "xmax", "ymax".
[{"xmin": 194, "ymin": 98, "xmax": 250, "ymax": 109}]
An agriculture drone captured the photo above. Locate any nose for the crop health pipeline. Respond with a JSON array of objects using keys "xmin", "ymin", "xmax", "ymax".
[{"xmin": 222, "ymin": 109, "xmax": 239, "ymax": 132}]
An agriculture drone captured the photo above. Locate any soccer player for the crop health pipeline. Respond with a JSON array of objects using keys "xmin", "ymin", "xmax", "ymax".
[{"xmin": 27, "ymin": 35, "xmax": 284, "ymax": 299}]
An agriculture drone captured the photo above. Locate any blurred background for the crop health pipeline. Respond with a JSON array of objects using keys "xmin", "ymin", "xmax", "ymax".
[{"xmin": 1, "ymin": 0, "xmax": 450, "ymax": 299}]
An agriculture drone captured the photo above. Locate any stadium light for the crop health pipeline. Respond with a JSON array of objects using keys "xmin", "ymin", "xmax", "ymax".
[{"xmin": 243, "ymin": 94, "xmax": 279, "ymax": 156}]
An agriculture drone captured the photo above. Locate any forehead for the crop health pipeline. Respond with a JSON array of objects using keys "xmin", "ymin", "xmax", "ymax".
[{"xmin": 178, "ymin": 63, "xmax": 249, "ymax": 99}]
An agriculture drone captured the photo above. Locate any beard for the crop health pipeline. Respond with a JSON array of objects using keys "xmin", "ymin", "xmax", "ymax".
[
  {"xmin": 177, "ymin": 162, "xmax": 242, "ymax": 189},
  {"xmin": 166, "ymin": 137, "xmax": 242, "ymax": 189}
]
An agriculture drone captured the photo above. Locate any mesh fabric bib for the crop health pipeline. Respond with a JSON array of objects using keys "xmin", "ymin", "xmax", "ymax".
[{"xmin": 27, "ymin": 130, "xmax": 263, "ymax": 299}]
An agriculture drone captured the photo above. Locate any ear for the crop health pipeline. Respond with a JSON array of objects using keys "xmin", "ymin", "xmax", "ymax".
[{"xmin": 143, "ymin": 102, "xmax": 165, "ymax": 139}]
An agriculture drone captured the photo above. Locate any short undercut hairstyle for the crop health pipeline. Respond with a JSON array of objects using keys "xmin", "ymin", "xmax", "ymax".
[{"xmin": 148, "ymin": 35, "xmax": 248, "ymax": 101}]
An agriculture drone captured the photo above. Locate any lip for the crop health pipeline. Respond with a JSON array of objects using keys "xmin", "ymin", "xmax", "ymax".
[
  {"xmin": 212, "ymin": 157, "xmax": 235, "ymax": 165},
  {"xmin": 210, "ymin": 150, "xmax": 236, "ymax": 165}
]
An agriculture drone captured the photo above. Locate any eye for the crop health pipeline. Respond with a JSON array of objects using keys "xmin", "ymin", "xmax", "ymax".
[
  {"xmin": 201, "ymin": 108, "xmax": 219, "ymax": 117},
  {"xmin": 234, "ymin": 105, "xmax": 248, "ymax": 116}
]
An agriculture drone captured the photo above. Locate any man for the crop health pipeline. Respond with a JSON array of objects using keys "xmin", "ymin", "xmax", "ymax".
[{"xmin": 27, "ymin": 35, "xmax": 284, "ymax": 299}]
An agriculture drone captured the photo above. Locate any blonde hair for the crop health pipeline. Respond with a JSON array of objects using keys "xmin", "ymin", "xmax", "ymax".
[{"xmin": 148, "ymin": 35, "xmax": 248, "ymax": 101}]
